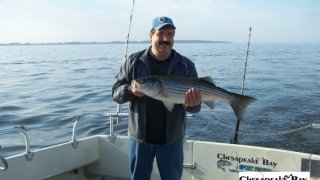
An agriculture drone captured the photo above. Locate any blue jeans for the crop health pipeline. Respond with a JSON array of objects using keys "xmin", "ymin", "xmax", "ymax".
[{"xmin": 129, "ymin": 139, "xmax": 183, "ymax": 180}]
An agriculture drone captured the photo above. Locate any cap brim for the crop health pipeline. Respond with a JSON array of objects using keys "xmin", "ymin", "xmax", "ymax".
[{"xmin": 154, "ymin": 23, "xmax": 176, "ymax": 30}]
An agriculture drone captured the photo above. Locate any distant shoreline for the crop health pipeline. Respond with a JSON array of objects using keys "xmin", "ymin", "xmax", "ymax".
[{"xmin": 0, "ymin": 40, "xmax": 231, "ymax": 46}]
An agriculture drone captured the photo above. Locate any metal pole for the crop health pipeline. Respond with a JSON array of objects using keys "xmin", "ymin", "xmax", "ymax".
[
  {"xmin": 231, "ymin": 27, "xmax": 252, "ymax": 144},
  {"xmin": 116, "ymin": 0, "xmax": 136, "ymax": 119},
  {"xmin": 123, "ymin": 0, "xmax": 135, "ymax": 61},
  {"xmin": 241, "ymin": 27, "xmax": 252, "ymax": 95}
]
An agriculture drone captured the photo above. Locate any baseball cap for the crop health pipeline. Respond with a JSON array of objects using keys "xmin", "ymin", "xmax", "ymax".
[{"xmin": 152, "ymin": 16, "xmax": 176, "ymax": 30}]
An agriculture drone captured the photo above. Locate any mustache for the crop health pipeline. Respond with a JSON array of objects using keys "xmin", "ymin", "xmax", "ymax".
[{"xmin": 159, "ymin": 41, "xmax": 171, "ymax": 45}]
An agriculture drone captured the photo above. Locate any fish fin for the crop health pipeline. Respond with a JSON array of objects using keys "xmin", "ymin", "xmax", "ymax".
[
  {"xmin": 199, "ymin": 76, "xmax": 215, "ymax": 85},
  {"xmin": 163, "ymin": 101, "xmax": 174, "ymax": 112},
  {"xmin": 157, "ymin": 89, "xmax": 170, "ymax": 99},
  {"xmin": 204, "ymin": 100, "xmax": 215, "ymax": 109},
  {"xmin": 230, "ymin": 93, "xmax": 257, "ymax": 121}
]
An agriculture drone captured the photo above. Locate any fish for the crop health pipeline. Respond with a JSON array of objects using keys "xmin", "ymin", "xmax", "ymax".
[
  {"xmin": 133, "ymin": 76, "xmax": 257, "ymax": 121},
  {"xmin": 217, "ymin": 160, "xmax": 232, "ymax": 172}
]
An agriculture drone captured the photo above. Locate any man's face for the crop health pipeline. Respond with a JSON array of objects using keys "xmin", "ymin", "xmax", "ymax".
[{"xmin": 150, "ymin": 26, "xmax": 175, "ymax": 54}]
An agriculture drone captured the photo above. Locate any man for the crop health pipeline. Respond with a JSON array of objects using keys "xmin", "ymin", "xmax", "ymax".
[{"xmin": 112, "ymin": 16, "xmax": 201, "ymax": 180}]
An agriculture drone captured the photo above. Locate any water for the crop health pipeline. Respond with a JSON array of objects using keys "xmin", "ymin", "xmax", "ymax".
[{"xmin": 1, "ymin": 43, "xmax": 319, "ymax": 157}]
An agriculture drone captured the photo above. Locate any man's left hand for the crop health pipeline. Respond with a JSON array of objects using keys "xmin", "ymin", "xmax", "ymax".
[{"xmin": 185, "ymin": 88, "xmax": 202, "ymax": 107}]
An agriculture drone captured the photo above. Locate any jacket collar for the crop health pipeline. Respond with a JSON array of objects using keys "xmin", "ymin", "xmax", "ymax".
[{"xmin": 139, "ymin": 46, "xmax": 180, "ymax": 75}]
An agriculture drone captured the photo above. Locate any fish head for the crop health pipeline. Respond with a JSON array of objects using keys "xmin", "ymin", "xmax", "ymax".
[
  {"xmin": 217, "ymin": 160, "xmax": 232, "ymax": 172},
  {"xmin": 217, "ymin": 160, "xmax": 232, "ymax": 167},
  {"xmin": 133, "ymin": 76, "xmax": 162, "ymax": 97}
]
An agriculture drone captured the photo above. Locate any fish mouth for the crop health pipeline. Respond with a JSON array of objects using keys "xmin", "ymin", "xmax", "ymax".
[{"xmin": 131, "ymin": 80, "xmax": 142, "ymax": 90}]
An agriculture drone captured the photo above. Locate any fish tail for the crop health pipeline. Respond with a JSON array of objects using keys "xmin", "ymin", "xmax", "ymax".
[{"xmin": 230, "ymin": 93, "xmax": 257, "ymax": 121}]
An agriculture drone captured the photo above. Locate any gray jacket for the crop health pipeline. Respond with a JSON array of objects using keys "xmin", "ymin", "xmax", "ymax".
[{"xmin": 112, "ymin": 47, "xmax": 201, "ymax": 144}]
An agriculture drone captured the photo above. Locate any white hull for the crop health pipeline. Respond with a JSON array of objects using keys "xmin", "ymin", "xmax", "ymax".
[{"xmin": 1, "ymin": 135, "xmax": 319, "ymax": 180}]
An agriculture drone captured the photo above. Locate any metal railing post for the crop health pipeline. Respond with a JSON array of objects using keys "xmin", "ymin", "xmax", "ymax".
[{"xmin": 0, "ymin": 126, "xmax": 34, "ymax": 161}]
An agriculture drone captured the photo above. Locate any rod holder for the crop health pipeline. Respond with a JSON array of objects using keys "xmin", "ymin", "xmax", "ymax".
[
  {"xmin": 71, "ymin": 117, "xmax": 79, "ymax": 149},
  {"xmin": 0, "ymin": 126, "xmax": 34, "ymax": 161},
  {"xmin": 0, "ymin": 155, "xmax": 8, "ymax": 171}
]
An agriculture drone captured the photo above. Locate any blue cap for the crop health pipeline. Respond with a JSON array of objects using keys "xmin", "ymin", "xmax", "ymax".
[{"xmin": 152, "ymin": 16, "xmax": 176, "ymax": 30}]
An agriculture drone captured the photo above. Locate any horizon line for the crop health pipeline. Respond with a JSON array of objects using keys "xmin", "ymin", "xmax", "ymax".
[{"xmin": 0, "ymin": 40, "xmax": 231, "ymax": 46}]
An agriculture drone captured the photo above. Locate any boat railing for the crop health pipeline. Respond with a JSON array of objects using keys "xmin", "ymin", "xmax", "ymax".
[
  {"xmin": 0, "ymin": 119, "xmax": 80, "ymax": 170},
  {"xmin": 0, "ymin": 126, "xmax": 33, "ymax": 162},
  {"xmin": 104, "ymin": 112, "xmax": 131, "ymax": 136},
  {"xmin": 104, "ymin": 111, "xmax": 197, "ymax": 169},
  {"xmin": 104, "ymin": 112, "xmax": 195, "ymax": 136}
]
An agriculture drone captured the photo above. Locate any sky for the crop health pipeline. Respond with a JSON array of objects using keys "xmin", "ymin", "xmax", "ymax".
[{"xmin": 0, "ymin": 0, "xmax": 319, "ymax": 43}]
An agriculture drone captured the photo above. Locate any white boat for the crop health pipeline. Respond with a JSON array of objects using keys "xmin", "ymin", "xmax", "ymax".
[{"xmin": 1, "ymin": 112, "xmax": 320, "ymax": 180}]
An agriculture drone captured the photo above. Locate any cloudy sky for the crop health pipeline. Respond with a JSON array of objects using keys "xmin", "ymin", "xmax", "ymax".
[{"xmin": 1, "ymin": 0, "xmax": 319, "ymax": 43}]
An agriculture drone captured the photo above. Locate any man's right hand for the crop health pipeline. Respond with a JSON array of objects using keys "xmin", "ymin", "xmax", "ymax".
[{"xmin": 129, "ymin": 81, "xmax": 145, "ymax": 97}]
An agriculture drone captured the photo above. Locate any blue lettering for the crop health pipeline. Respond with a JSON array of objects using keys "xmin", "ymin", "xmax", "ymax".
[{"xmin": 239, "ymin": 164, "xmax": 254, "ymax": 171}]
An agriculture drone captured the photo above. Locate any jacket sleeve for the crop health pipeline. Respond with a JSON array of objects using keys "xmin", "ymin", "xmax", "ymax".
[
  {"xmin": 185, "ymin": 61, "xmax": 202, "ymax": 113},
  {"xmin": 112, "ymin": 57, "xmax": 135, "ymax": 104}
]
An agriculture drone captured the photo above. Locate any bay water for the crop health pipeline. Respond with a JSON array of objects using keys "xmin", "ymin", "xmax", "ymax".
[{"xmin": 1, "ymin": 43, "xmax": 319, "ymax": 157}]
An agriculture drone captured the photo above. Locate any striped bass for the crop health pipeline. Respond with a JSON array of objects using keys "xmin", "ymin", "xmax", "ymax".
[{"xmin": 133, "ymin": 76, "xmax": 257, "ymax": 120}]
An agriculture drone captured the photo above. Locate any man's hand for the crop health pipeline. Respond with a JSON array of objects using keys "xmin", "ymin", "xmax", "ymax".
[
  {"xmin": 129, "ymin": 80, "xmax": 145, "ymax": 97},
  {"xmin": 185, "ymin": 88, "xmax": 202, "ymax": 107}
]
